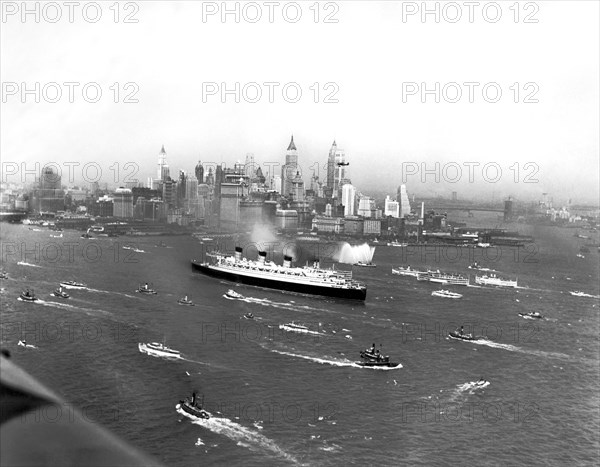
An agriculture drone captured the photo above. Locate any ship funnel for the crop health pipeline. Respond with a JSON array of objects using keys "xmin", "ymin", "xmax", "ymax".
[
  {"xmin": 283, "ymin": 255, "xmax": 292, "ymax": 268},
  {"xmin": 313, "ymin": 258, "xmax": 320, "ymax": 269},
  {"xmin": 234, "ymin": 247, "xmax": 243, "ymax": 262},
  {"xmin": 258, "ymin": 251, "xmax": 267, "ymax": 264}
]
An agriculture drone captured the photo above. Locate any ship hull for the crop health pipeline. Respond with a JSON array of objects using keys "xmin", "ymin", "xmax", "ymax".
[{"xmin": 192, "ymin": 261, "xmax": 366, "ymax": 300}]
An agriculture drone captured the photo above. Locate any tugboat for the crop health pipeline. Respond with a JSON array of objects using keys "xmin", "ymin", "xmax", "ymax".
[
  {"xmin": 224, "ymin": 289, "xmax": 244, "ymax": 300},
  {"xmin": 0, "ymin": 271, "xmax": 7, "ymax": 279},
  {"xmin": 19, "ymin": 288, "xmax": 38, "ymax": 302},
  {"xmin": 177, "ymin": 392, "xmax": 210, "ymax": 419},
  {"xmin": 155, "ymin": 241, "xmax": 168, "ymax": 248},
  {"xmin": 60, "ymin": 280, "xmax": 87, "ymax": 289},
  {"xmin": 357, "ymin": 344, "xmax": 400, "ymax": 368},
  {"xmin": 136, "ymin": 283, "xmax": 157, "ymax": 295},
  {"xmin": 52, "ymin": 287, "xmax": 70, "ymax": 299},
  {"xmin": 177, "ymin": 296, "xmax": 194, "ymax": 306},
  {"xmin": 448, "ymin": 327, "xmax": 478, "ymax": 341},
  {"xmin": 243, "ymin": 312, "xmax": 254, "ymax": 320},
  {"xmin": 518, "ymin": 311, "xmax": 543, "ymax": 320}
]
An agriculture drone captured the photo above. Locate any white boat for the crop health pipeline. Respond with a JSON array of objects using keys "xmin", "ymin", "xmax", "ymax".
[
  {"xmin": 279, "ymin": 323, "xmax": 320, "ymax": 335},
  {"xmin": 353, "ymin": 261, "xmax": 376, "ymax": 268},
  {"xmin": 476, "ymin": 242, "xmax": 491, "ymax": 248},
  {"xmin": 431, "ymin": 289, "xmax": 463, "ymax": 299},
  {"xmin": 569, "ymin": 291, "xmax": 593, "ymax": 297},
  {"xmin": 467, "ymin": 262, "xmax": 495, "ymax": 272},
  {"xmin": 387, "ymin": 241, "xmax": 408, "ymax": 247},
  {"xmin": 392, "ymin": 266, "xmax": 423, "ymax": 277},
  {"xmin": 223, "ymin": 289, "xmax": 244, "ymax": 300},
  {"xmin": 138, "ymin": 342, "xmax": 181, "ymax": 358},
  {"xmin": 576, "ymin": 253, "xmax": 585, "ymax": 259},
  {"xmin": 475, "ymin": 274, "xmax": 517, "ymax": 288},
  {"xmin": 60, "ymin": 281, "xmax": 87, "ymax": 289}
]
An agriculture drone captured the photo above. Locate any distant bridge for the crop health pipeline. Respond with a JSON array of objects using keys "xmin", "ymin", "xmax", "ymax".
[{"xmin": 426, "ymin": 205, "xmax": 506, "ymax": 213}]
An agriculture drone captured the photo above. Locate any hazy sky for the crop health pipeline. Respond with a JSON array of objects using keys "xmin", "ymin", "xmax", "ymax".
[{"xmin": 1, "ymin": 1, "xmax": 598, "ymax": 205}]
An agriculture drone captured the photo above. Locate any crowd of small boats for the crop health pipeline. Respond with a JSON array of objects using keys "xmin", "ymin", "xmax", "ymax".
[{"xmin": 18, "ymin": 281, "xmax": 86, "ymax": 302}]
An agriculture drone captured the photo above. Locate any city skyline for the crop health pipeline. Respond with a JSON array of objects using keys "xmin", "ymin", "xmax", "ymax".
[{"xmin": 2, "ymin": 2, "xmax": 598, "ymax": 205}]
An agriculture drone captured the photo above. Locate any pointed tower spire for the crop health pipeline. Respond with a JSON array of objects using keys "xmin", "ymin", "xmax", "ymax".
[{"xmin": 287, "ymin": 135, "xmax": 297, "ymax": 151}]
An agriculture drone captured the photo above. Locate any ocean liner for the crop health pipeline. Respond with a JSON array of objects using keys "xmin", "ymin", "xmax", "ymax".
[{"xmin": 191, "ymin": 247, "xmax": 367, "ymax": 300}]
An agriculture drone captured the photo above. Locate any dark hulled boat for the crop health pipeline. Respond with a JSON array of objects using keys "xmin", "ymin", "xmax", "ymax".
[
  {"xmin": 177, "ymin": 392, "xmax": 210, "ymax": 419},
  {"xmin": 448, "ymin": 330, "xmax": 478, "ymax": 341},
  {"xmin": 192, "ymin": 248, "xmax": 367, "ymax": 300}
]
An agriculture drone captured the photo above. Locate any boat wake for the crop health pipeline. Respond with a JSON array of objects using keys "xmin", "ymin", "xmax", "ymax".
[
  {"xmin": 240, "ymin": 297, "xmax": 324, "ymax": 313},
  {"xmin": 269, "ymin": 348, "xmax": 402, "ymax": 370},
  {"xmin": 17, "ymin": 261, "xmax": 41, "ymax": 268},
  {"xmin": 457, "ymin": 380, "xmax": 490, "ymax": 393},
  {"xmin": 35, "ymin": 299, "xmax": 112, "ymax": 316},
  {"xmin": 470, "ymin": 338, "xmax": 570, "ymax": 360},
  {"xmin": 177, "ymin": 407, "xmax": 298, "ymax": 464}
]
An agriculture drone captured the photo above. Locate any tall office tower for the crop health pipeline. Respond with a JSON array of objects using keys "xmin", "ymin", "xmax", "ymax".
[
  {"xmin": 245, "ymin": 153, "xmax": 257, "ymax": 179},
  {"xmin": 281, "ymin": 135, "xmax": 298, "ymax": 196},
  {"xmin": 205, "ymin": 168, "xmax": 214, "ymax": 186},
  {"xmin": 384, "ymin": 195, "xmax": 400, "ymax": 218},
  {"xmin": 397, "ymin": 184, "xmax": 411, "ymax": 217},
  {"xmin": 195, "ymin": 161, "xmax": 204, "ymax": 184},
  {"xmin": 157, "ymin": 145, "xmax": 170, "ymax": 181},
  {"xmin": 326, "ymin": 140, "xmax": 337, "ymax": 190},
  {"xmin": 213, "ymin": 165, "xmax": 224, "ymax": 215},
  {"xmin": 342, "ymin": 183, "xmax": 356, "ymax": 216},
  {"xmin": 291, "ymin": 171, "xmax": 305, "ymax": 201},
  {"xmin": 177, "ymin": 170, "xmax": 187, "ymax": 208}
]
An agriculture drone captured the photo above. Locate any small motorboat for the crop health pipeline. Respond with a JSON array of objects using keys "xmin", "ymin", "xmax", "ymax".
[
  {"xmin": 177, "ymin": 392, "xmax": 210, "ymax": 419},
  {"xmin": 576, "ymin": 253, "xmax": 585, "ymax": 259},
  {"xmin": 138, "ymin": 342, "xmax": 181, "ymax": 358},
  {"xmin": 224, "ymin": 289, "xmax": 244, "ymax": 300},
  {"xmin": 470, "ymin": 378, "xmax": 489, "ymax": 389},
  {"xmin": 448, "ymin": 329, "xmax": 478, "ymax": 341},
  {"xmin": 353, "ymin": 261, "xmax": 376, "ymax": 268},
  {"xmin": 243, "ymin": 312, "xmax": 254, "ymax": 320},
  {"xmin": 178, "ymin": 296, "xmax": 194, "ymax": 306},
  {"xmin": 0, "ymin": 271, "xmax": 7, "ymax": 279},
  {"xmin": 52, "ymin": 287, "xmax": 70, "ymax": 299},
  {"xmin": 518, "ymin": 311, "xmax": 543, "ymax": 320},
  {"xmin": 18, "ymin": 340, "xmax": 36, "ymax": 349},
  {"xmin": 467, "ymin": 262, "xmax": 495, "ymax": 272},
  {"xmin": 80, "ymin": 233, "xmax": 94, "ymax": 239},
  {"xmin": 136, "ymin": 284, "xmax": 157, "ymax": 295},
  {"xmin": 431, "ymin": 289, "xmax": 463, "ymax": 299},
  {"xmin": 19, "ymin": 289, "xmax": 38, "ymax": 302},
  {"xmin": 60, "ymin": 281, "xmax": 87, "ymax": 289},
  {"xmin": 155, "ymin": 241, "xmax": 168, "ymax": 248}
]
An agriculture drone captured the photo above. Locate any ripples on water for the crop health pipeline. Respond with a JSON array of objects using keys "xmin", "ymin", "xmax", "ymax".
[{"xmin": 1, "ymin": 222, "xmax": 598, "ymax": 465}]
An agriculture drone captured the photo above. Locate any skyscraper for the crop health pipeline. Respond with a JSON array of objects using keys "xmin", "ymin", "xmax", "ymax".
[
  {"xmin": 397, "ymin": 185, "xmax": 411, "ymax": 217},
  {"xmin": 281, "ymin": 135, "xmax": 298, "ymax": 196},
  {"xmin": 326, "ymin": 140, "xmax": 336, "ymax": 190},
  {"xmin": 384, "ymin": 195, "xmax": 399, "ymax": 218},
  {"xmin": 342, "ymin": 183, "xmax": 356, "ymax": 216},
  {"xmin": 195, "ymin": 161, "xmax": 204, "ymax": 184},
  {"xmin": 157, "ymin": 145, "xmax": 170, "ymax": 181}
]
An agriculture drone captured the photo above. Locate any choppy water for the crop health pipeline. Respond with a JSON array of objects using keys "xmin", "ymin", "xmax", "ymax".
[{"xmin": 1, "ymin": 222, "xmax": 599, "ymax": 466}]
